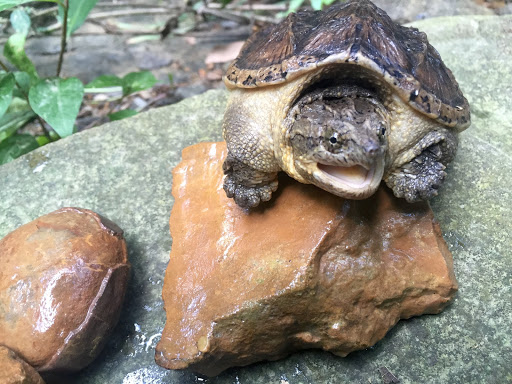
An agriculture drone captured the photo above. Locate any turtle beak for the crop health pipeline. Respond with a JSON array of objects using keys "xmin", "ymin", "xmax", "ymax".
[
  {"xmin": 317, "ymin": 163, "xmax": 374, "ymax": 188},
  {"xmin": 312, "ymin": 155, "xmax": 385, "ymax": 199}
]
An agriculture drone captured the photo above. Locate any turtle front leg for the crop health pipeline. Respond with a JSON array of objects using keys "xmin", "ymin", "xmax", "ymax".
[
  {"xmin": 385, "ymin": 130, "xmax": 458, "ymax": 202},
  {"xmin": 223, "ymin": 153, "xmax": 279, "ymax": 208}
]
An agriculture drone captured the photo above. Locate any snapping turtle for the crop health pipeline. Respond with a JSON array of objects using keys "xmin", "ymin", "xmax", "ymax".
[{"xmin": 222, "ymin": 0, "xmax": 470, "ymax": 208}]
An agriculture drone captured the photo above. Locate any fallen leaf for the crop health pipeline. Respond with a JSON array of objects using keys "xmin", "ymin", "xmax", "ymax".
[
  {"xmin": 378, "ymin": 366, "xmax": 400, "ymax": 384},
  {"xmin": 206, "ymin": 68, "xmax": 223, "ymax": 81},
  {"xmin": 205, "ymin": 41, "xmax": 244, "ymax": 64},
  {"xmin": 185, "ymin": 36, "xmax": 197, "ymax": 45}
]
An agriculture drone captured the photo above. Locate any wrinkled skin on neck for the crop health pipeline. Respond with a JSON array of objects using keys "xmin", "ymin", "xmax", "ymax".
[{"xmin": 286, "ymin": 85, "xmax": 388, "ymax": 200}]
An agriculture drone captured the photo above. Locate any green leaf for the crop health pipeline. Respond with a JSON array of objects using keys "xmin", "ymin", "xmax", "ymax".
[
  {"xmin": 192, "ymin": 1, "xmax": 203, "ymax": 11},
  {"xmin": 59, "ymin": 0, "xmax": 99, "ymax": 38},
  {"xmin": 220, "ymin": 0, "xmax": 233, "ymax": 7},
  {"xmin": 4, "ymin": 96, "xmax": 30, "ymax": 113},
  {"xmin": 28, "ymin": 77, "xmax": 84, "ymax": 138},
  {"xmin": 108, "ymin": 109, "xmax": 138, "ymax": 121},
  {"xmin": 0, "ymin": 1, "xmax": 33, "ymax": 12},
  {"xmin": 122, "ymin": 71, "xmax": 157, "ymax": 96},
  {"xmin": 0, "ymin": 134, "xmax": 39, "ymax": 165},
  {"xmin": 3, "ymin": 33, "xmax": 39, "ymax": 82},
  {"xmin": 287, "ymin": 0, "xmax": 306, "ymax": 14},
  {"xmin": 85, "ymin": 75, "xmax": 123, "ymax": 89},
  {"xmin": 36, "ymin": 135, "xmax": 50, "ymax": 146},
  {"xmin": 84, "ymin": 75, "xmax": 123, "ymax": 94},
  {"xmin": 310, "ymin": 0, "xmax": 323, "ymax": 10},
  {"xmin": 0, "ymin": 0, "xmax": 60, "ymax": 13},
  {"xmin": 174, "ymin": 12, "xmax": 196, "ymax": 35},
  {"xmin": 10, "ymin": 8, "xmax": 31, "ymax": 36},
  {"xmin": 49, "ymin": 130, "xmax": 60, "ymax": 141},
  {"xmin": 0, "ymin": 110, "xmax": 36, "ymax": 142},
  {"xmin": 13, "ymin": 71, "xmax": 31, "ymax": 96},
  {"xmin": 0, "ymin": 74, "xmax": 15, "ymax": 119}
]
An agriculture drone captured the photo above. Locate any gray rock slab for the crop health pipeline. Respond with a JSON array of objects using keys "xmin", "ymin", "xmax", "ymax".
[
  {"xmin": 1, "ymin": 15, "xmax": 511, "ymax": 384},
  {"xmin": 373, "ymin": 0, "xmax": 494, "ymax": 23}
]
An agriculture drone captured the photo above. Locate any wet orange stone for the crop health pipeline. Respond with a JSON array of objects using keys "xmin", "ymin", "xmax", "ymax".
[
  {"xmin": 0, "ymin": 208, "xmax": 130, "ymax": 373},
  {"xmin": 155, "ymin": 142, "xmax": 457, "ymax": 377},
  {"xmin": 0, "ymin": 346, "xmax": 45, "ymax": 384}
]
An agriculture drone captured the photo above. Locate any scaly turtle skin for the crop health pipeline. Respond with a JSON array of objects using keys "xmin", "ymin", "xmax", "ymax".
[{"xmin": 222, "ymin": 0, "xmax": 470, "ymax": 209}]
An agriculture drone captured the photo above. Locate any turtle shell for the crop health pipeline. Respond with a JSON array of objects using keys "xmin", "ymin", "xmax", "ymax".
[{"xmin": 225, "ymin": 0, "xmax": 470, "ymax": 130}]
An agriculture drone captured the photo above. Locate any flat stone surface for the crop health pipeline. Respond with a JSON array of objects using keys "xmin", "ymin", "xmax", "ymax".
[{"xmin": 0, "ymin": 15, "xmax": 510, "ymax": 384}]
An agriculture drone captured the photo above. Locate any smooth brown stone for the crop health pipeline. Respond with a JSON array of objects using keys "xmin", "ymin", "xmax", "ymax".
[
  {"xmin": 155, "ymin": 142, "xmax": 457, "ymax": 377},
  {"xmin": 0, "ymin": 208, "xmax": 130, "ymax": 373},
  {"xmin": 0, "ymin": 346, "xmax": 45, "ymax": 384}
]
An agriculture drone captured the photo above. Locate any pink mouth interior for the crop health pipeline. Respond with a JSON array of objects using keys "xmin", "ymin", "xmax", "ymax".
[{"xmin": 317, "ymin": 163, "xmax": 372, "ymax": 188}]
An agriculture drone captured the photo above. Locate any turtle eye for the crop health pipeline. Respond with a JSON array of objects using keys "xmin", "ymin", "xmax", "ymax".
[
  {"xmin": 380, "ymin": 126, "xmax": 386, "ymax": 136},
  {"xmin": 328, "ymin": 132, "xmax": 340, "ymax": 145}
]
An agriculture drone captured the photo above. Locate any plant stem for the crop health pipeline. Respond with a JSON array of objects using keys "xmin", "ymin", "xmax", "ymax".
[
  {"xmin": 0, "ymin": 59, "xmax": 9, "ymax": 72},
  {"xmin": 37, "ymin": 117, "xmax": 54, "ymax": 141},
  {"xmin": 56, "ymin": 0, "xmax": 69, "ymax": 77}
]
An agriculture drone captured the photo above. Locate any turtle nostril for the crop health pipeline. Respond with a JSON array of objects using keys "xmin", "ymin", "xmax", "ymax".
[{"xmin": 364, "ymin": 141, "xmax": 380, "ymax": 157}]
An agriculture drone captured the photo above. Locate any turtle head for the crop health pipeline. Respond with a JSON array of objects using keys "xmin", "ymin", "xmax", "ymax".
[{"xmin": 286, "ymin": 86, "xmax": 388, "ymax": 200}]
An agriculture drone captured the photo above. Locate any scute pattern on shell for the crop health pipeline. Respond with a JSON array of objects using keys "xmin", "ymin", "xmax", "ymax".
[{"xmin": 225, "ymin": 0, "xmax": 470, "ymax": 130}]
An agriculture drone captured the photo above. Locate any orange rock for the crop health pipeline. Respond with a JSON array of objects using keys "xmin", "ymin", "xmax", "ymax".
[
  {"xmin": 0, "ymin": 208, "xmax": 130, "ymax": 373},
  {"xmin": 0, "ymin": 346, "xmax": 45, "ymax": 384},
  {"xmin": 155, "ymin": 142, "xmax": 457, "ymax": 377}
]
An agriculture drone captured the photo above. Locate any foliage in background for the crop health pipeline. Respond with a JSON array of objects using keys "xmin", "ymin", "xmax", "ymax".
[
  {"xmin": 0, "ymin": 0, "xmax": 157, "ymax": 165},
  {"xmin": 0, "ymin": 0, "xmax": 337, "ymax": 165},
  {"xmin": 285, "ymin": 0, "xmax": 337, "ymax": 14}
]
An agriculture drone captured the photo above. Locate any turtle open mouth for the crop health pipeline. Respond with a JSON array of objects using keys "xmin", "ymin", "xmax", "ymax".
[
  {"xmin": 317, "ymin": 163, "xmax": 375, "ymax": 188},
  {"xmin": 310, "ymin": 157, "xmax": 385, "ymax": 200}
]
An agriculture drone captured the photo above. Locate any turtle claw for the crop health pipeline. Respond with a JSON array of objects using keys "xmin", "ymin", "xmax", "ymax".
[
  {"xmin": 222, "ymin": 153, "xmax": 279, "ymax": 209},
  {"xmin": 224, "ymin": 175, "xmax": 278, "ymax": 208},
  {"xmin": 387, "ymin": 145, "xmax": 447, "ymax": 203},
  {"xmin": 388, "ymin": 170, "xmax": 446, "ymax": 203}
]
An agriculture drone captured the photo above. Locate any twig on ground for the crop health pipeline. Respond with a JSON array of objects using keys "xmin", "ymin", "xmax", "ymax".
[
  {"xmin": 88, "ymin": 18, "xmax": 163, "ymax": 35},
  {"xmin": 139, "ymin": 92, "xmax": 170, "ymax": 112},
  {"xmin": 195, "ymin": 5, "xmax": 249, "ymax": 24},
  {"xmin": 195, "ymin": 5, "xmax": 280, "ymax": 25},
  {"xmin": 88, "ymin": 8, "xmax": 171, "ymax": 20},
  {"xmin": 30, "ymin": 6, "xmax": 59, "ymax": 18},
  {"xmin": 182, "ymin": 28, "xmax": 251, "ymax": 42},
  {"xmin": 96, "ymin": 1, "xmax": 173, "ymax": 9},
  {"xmin": 82, "ymin": 118, "xmax": 104, "ymax": 131},
  {"xmin": 225, "ymin": 9, "xmax": 280, "ymax": 24},
  {"xmin": 19, "ymin": 7, "xmax": 175, "ymax": 36},
  {"xmin": 207, "ymin": 3, "xmax": 287, "ymax": 11}
]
